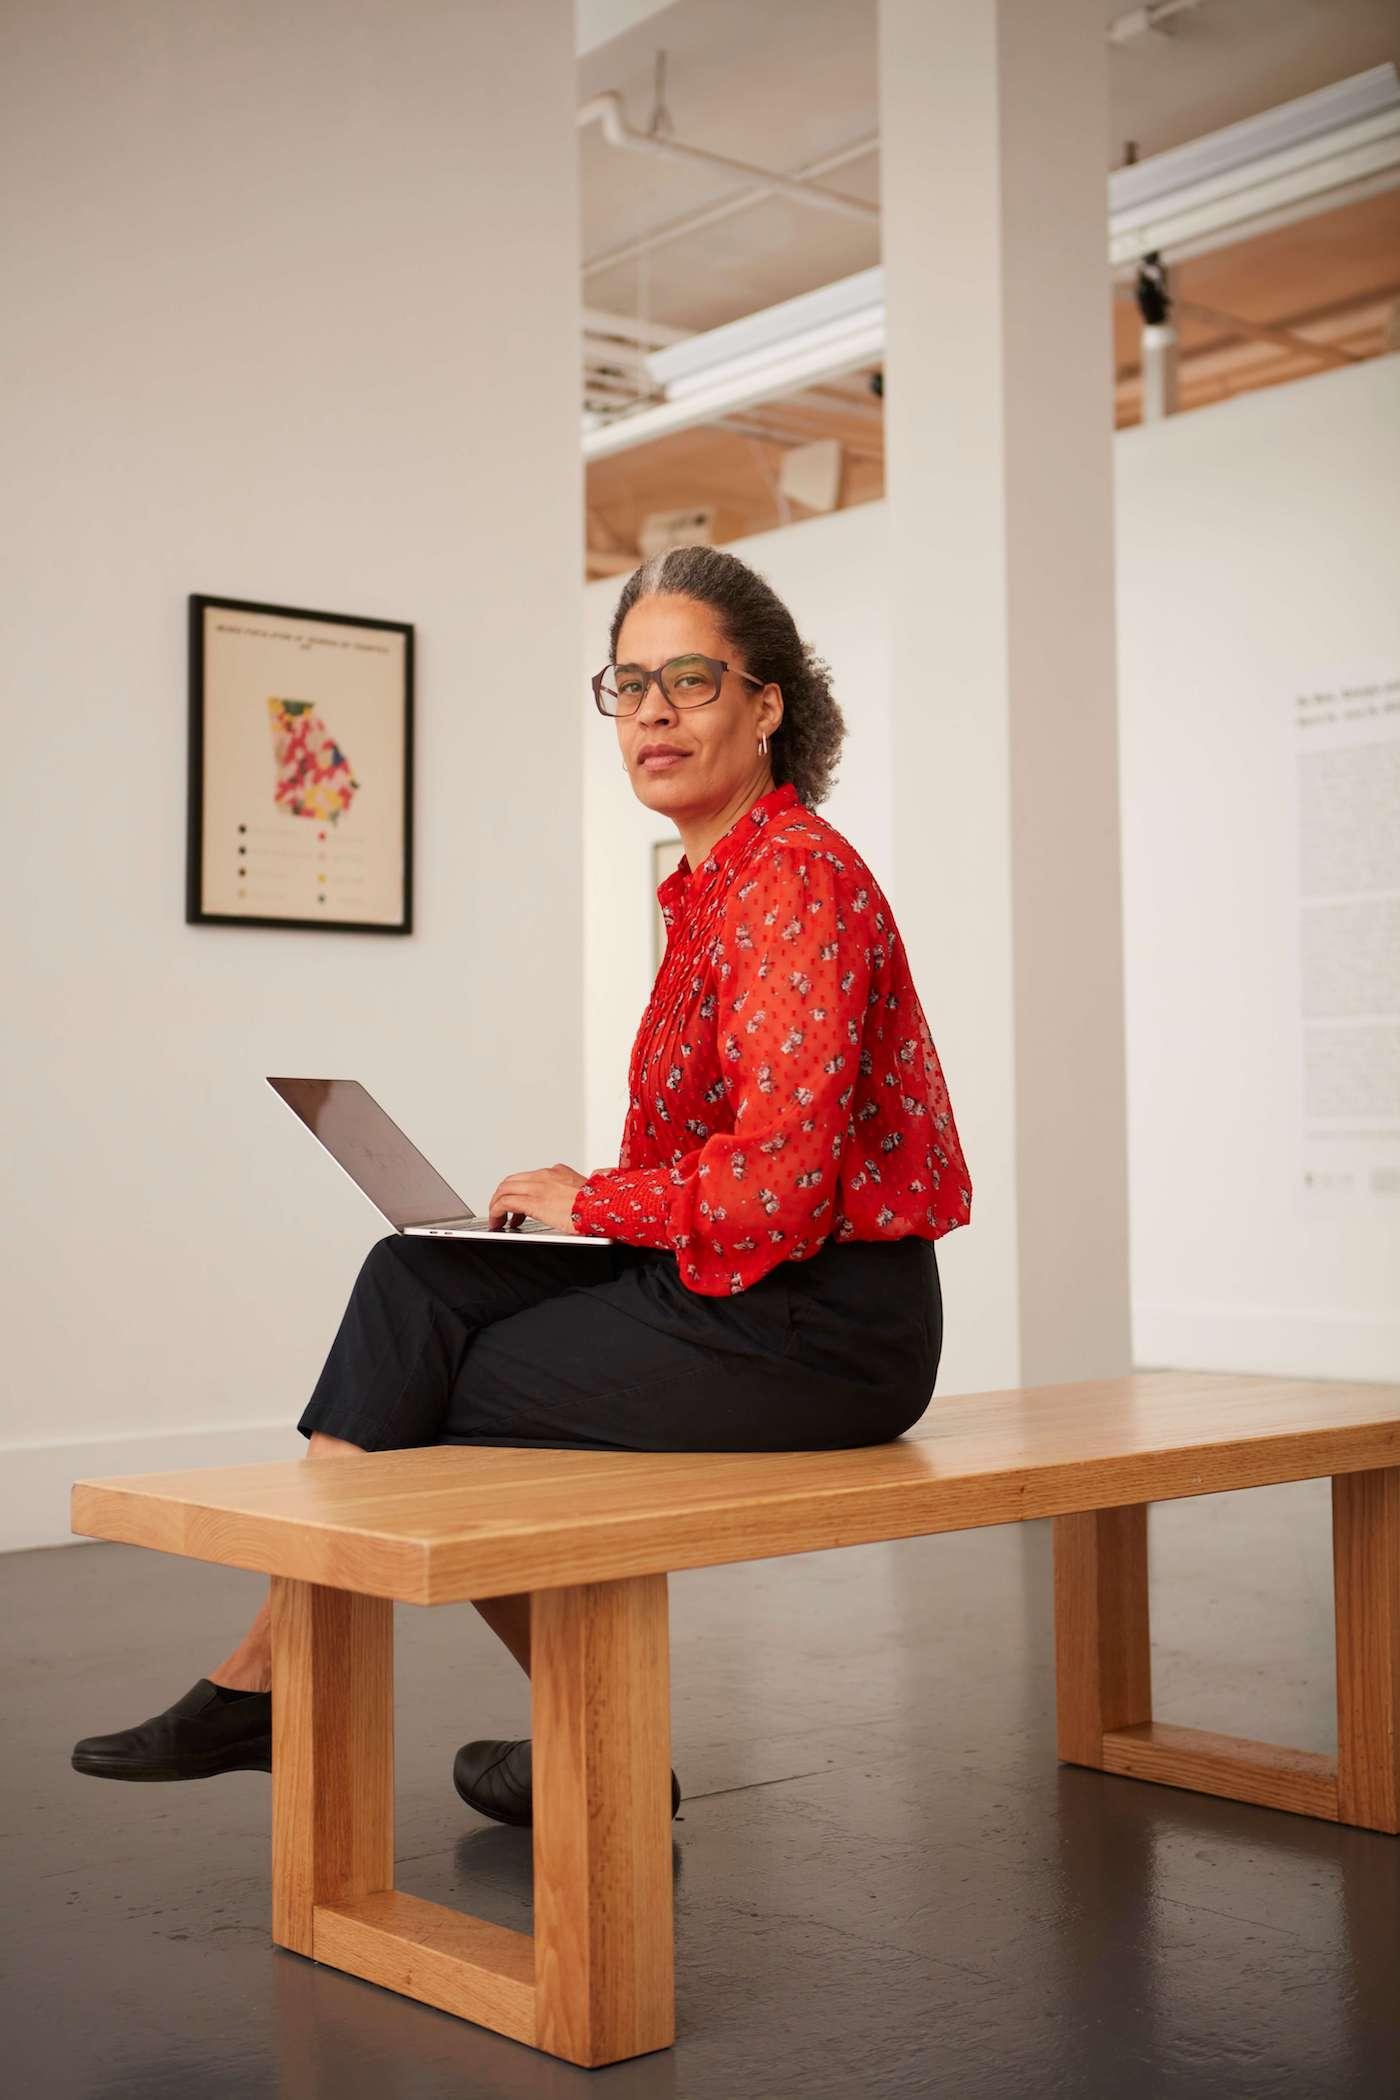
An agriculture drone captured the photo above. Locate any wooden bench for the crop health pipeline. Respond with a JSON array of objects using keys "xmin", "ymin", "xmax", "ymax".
[{"xmin": 71, "ymin": 1369, "xmax": 1400, "ymax": 2069}]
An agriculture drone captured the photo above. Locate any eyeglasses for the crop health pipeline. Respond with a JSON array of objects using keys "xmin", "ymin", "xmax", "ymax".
[{"xmin": 592, "ymin": 652, "xmax": 765, "ymax": 717}]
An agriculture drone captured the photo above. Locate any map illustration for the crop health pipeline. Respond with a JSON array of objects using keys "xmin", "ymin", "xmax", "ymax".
[{"xmin": 267, "ymin": 697, "xmax": 360, "ymax": 824}]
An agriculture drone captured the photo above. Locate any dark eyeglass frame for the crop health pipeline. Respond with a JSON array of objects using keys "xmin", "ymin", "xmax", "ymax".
[{"xmin": 591, "ymin": 652, "xmax": 766, "ymax": 717}]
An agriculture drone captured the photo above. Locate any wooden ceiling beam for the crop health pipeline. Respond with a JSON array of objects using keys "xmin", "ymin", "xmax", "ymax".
[{"xmin": 1169, "ymin": 296, "xmax": 1364, "ymax": 369}]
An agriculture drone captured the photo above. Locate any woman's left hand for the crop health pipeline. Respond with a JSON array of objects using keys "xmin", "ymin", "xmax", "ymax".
[{"xmin": 486, "ymin": 1162, "xmax": 588, "ymax": 1234}]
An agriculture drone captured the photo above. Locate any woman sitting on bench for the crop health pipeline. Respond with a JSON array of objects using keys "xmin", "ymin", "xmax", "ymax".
[{"xmin": 71, "ymin": 545, "xmax": 973, "ymax": 1823}]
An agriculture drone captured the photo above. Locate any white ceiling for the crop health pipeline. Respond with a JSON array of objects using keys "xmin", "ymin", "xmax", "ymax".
[{"xmin": 579, "ymin": 0, "xmax": 1400, "ymax": 335}]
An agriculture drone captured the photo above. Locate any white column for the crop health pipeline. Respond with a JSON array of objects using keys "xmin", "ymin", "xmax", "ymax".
[{"xmin": 879, "ymin": 0, "xmax": 1132, "ymax": 1388}]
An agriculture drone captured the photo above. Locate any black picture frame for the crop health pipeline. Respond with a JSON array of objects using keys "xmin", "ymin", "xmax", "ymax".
[{"xmin": 186, "ymin": 593, "xmax": 414, "ymax": 934}]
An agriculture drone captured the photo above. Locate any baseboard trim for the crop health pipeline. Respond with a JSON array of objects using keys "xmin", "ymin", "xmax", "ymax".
[{"xmin": 2, "ymin": 1421, "xmax": 304, "ymax": 1553}]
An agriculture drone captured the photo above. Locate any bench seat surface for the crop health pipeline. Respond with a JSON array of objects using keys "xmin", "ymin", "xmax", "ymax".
[{"xmin": 71, "ymin": 1370, "xmax": 1400, "ymax": 1603}]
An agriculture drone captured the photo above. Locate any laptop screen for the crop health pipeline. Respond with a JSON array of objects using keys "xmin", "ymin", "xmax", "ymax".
[{"xmin": 267, "ymin": 1077, "xmax": 472, "ymax": 1230}]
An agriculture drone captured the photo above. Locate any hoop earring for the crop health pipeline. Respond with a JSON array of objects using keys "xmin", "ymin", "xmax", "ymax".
[{"xmin": 758, "ymin": 733, "xmax": 768, "ymax": 755}]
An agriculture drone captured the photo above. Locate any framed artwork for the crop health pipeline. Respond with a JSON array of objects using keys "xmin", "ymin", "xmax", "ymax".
[
  {"xmin": 186, "ymin": 594, "xmax": 414, "ymax": 933},
  {"xmin": 651, "ymin": 836, "xmax": 686, "ymax": 974}
]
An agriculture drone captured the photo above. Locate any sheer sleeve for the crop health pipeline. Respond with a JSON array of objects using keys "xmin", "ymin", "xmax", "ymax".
[{"xmin": 570, "ymin": 841, "xmax": 872, "ymax": 1294}]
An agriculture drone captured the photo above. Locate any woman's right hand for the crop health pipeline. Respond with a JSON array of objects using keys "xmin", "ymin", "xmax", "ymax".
[{"xmin": 485, "ymin": 1162, "xmax": 587, "ymax": 1233}]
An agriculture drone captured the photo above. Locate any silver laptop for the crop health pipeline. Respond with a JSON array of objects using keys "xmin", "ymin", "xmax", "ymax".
[{"xmin": 267, "ymin": 1077, "xmax": 612, "ymax": 1245}]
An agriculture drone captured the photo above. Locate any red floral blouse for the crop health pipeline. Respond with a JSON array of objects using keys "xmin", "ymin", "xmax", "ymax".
[{"xmin": 570, "ymin": 780, "xmax": 973, "ymax": 1295}]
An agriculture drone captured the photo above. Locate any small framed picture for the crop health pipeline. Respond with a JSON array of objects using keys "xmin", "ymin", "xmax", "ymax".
[
  {"xmin": 651, "ymin": 836, "xmax": 686, "ymax": 973},
  {"xmin": 187, "ymin": 594, "xmax": 414, "ymax": 933}
]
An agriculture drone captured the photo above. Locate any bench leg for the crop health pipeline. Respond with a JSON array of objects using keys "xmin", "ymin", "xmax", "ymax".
[
  {"xmin": 1334, "ymin": 1468, "xmax": 1400, "ymax": 1833},
  {"xmin": 532, "ymin": 1573, "xmax": 675, "ymax": 2066},
  {"xmin": 1053, "ymin": 1504, "xmax": 1152, "ymax": 1762},
  {"xmin": 1053, "ymin": 1473, "xmax": 1400, "ymax": 1834},
  {"xmin": 269, "ymin": 1577, "xmax": 394, "ymax": 1954},
  {"xmin": 267, "ymin": 1571, "xmax": 674, "ymax": 2066}
]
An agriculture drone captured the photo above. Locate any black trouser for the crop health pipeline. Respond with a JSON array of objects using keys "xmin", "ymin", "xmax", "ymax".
[{"xmin": 298, "ymin": 1231, "xmax": 943, "ymax": 1454}]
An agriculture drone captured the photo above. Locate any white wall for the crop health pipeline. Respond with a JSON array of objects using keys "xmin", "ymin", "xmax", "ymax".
[
  {"xmin": 3, "ymin": 0, "xmax": 583, "ymax": 1549},
  {"xmin": 1116, "ymin": 355, "xmax": 1400, "ymax": 1378},
  {"xmin": 584, "ymin": 355, "xmax": 1400, "ymax": 1386}
]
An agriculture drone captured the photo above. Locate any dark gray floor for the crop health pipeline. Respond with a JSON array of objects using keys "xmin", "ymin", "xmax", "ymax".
[{"xmin": 5, "ymin": 1477, "xmax": 1397, "ymax": 2098}]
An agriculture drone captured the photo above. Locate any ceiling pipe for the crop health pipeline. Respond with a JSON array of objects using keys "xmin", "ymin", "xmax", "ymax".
[
  {"xmin": 581, "ymin": 0, "xmax": 1215, "ymax": 282},
  {"xmin": 578, "ymin": 2, "xmax": 1206, "ymax": 285},
  {"xmin": 576, "ymin": 90, "xmax": 879, "ymax": 227},
  {"xmin": 1107, "ymin": 0, "xmax": 1208, "ymax": 46},
  {"xmin": 581, "ymin": 131, "xmax": 879, "ymax": 282}
]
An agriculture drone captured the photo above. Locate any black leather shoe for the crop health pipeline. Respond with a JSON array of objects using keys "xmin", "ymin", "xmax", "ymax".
[
  {"xmin": 71, "ymin": 1679, "xmax": 272, "ymax": 1781},
  {"xmin": 453, "ymin": 1737, "xmax": 681, "ymax": 1828}
]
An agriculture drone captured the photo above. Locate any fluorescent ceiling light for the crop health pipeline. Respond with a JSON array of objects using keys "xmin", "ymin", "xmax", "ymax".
[
  {"xmin": 1107, "ymin": 63, "xmax": 1400, "ymax": 266},
  {"xmin": 584, "ymin": 65, "xmax": 1400, "ymax": 462},
  {"xmin": 584, "ymin": 301, "xmax": 884, "ymax": 461},
  {"xmin": 1109, "ymin": 64, "xmax": 1397, "ymax": 211},
  {"xmin": 646, "ymin": 268, "xmax": 883, "ymax": 399}
]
